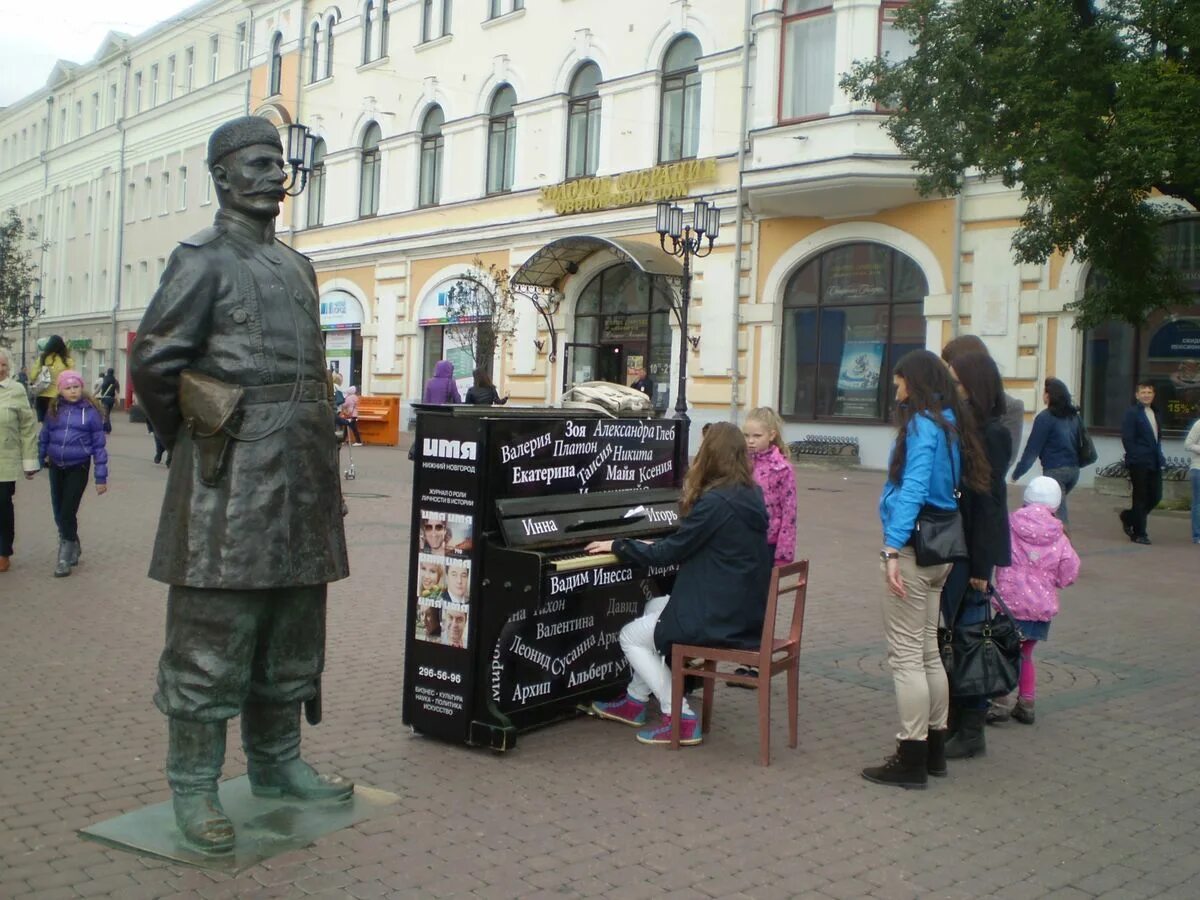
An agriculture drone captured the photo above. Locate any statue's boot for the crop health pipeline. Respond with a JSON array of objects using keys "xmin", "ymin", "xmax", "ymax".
[
  {"xmin": 167, "ymin": 718, "xmax": 235, "ymax": 855},
  {"xmin": 242, "ymin": 701, "xmax": 354, "ymax": 802}
]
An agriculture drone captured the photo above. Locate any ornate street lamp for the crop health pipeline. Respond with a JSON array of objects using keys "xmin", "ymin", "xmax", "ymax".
[
  {"xmin": 18, "ymin": 281, "xmax": 43, "ymax": 375},
  {"xmin": 283, "ymin": 123, "xmax": 317, "ymax": 196},
  {"xmin": 656, "ymin": 197, "xmax": 720, "ymax": 459}
]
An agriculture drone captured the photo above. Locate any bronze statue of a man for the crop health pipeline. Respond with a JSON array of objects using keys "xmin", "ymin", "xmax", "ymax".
[{"xmin": 131, "ymin": 116, "xmax": 352, "ymax": 855}]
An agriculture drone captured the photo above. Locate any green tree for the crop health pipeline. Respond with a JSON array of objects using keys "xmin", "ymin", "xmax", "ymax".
[
  {"xmin": 842, "ymin": 0, "xmax": 1200, "ymax": 327},
  {"xmin": 0, "ymin": 207, "xmax": 44, "ymax": 350},
  {"xmin": 442, "ymin": 259, "xmax": 516, "ymax": 375}
]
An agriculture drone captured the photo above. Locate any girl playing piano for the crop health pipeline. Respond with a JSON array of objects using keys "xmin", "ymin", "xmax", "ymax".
[{"xmin": 585, "ymin": 422, "xmax": 772, "ymax": 746}]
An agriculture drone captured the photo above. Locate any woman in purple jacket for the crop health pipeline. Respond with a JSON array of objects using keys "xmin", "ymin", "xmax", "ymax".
[
  {"xmin": 38, "ymin": 370, "xmax": 109, "ymax": 577},
  {"xmin": 422, "ymin": 360, "xmax": 462, "ymax": 404}
]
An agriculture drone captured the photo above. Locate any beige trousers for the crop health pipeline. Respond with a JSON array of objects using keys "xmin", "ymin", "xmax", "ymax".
[{"xmin": 882, "ymin": 548, "xmax": 951, "ymax": 741}]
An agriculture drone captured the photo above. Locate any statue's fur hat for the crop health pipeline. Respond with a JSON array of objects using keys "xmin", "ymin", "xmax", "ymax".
[{"xmin": 207, "ymin": 116, "xmax": 283, "ymax": 168}]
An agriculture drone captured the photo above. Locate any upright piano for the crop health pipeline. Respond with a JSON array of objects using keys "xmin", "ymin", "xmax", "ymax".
[{"xmin": 402, "ymin": 406, "xmax": 685, "ymax": 750}]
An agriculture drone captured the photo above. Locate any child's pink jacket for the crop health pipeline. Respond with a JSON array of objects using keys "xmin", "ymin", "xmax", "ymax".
[
  {"xmin": 750, "ymin": 445, "xmax": 797, "ymax": 567},
  {"xmin": 993, "ymin": 505, "xmax": 1080, "ymax": 623}
]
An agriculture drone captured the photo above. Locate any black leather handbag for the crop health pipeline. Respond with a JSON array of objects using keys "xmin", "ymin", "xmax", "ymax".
[
  {"xmin": 941, "ymin": 588, "xmax": 1024, "ymax": 698},
  {"xmin": 910, "ymin": 434, "xmax": 968, "ymax": 567}
]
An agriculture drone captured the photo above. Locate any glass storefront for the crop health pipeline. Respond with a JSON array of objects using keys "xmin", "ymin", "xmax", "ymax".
[
  {"xmin": 1082, "ymin": 218, "xmax": 1200, "ymax": 436},
  {"xmin": 569, "ymin": 266, "xmax": 673, "ymax": 409},
  {"xmin": 780, "ymin": 243, "xmax": 927, "ymax": 421}
]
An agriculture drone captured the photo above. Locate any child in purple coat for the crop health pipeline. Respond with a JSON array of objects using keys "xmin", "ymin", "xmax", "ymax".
[
  {"xmin": 992, "ymin": 476, "xmax": 1079, "ymax": 724},
  {"xmin": 38, "ymin": 370, "xmax": 109, "ymax": 577}
]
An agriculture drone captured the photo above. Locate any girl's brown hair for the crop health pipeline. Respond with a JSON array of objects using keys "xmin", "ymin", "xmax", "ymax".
[
  {"xmin": 680, "ymin": 421, "xmax": 756, "ymax": 515},
  {"xmin": 745, "ymin": 406, "xmax": 788, "ymax": 454}
]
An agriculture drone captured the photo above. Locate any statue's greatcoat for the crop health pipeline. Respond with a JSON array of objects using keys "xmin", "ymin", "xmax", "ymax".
[{"xmin": 131, "ymin": 209, "xmax": 349, "ymax": 589}]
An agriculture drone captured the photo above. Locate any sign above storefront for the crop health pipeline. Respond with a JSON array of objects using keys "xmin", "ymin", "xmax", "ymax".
[
  {"xmin": 69, "ymin": 338, "xmax": 92, "ymax": 350},
  {"xmin": 319, "ymin": 291, "xmax": 364, "ymax": 332},
  {"xmin": 540, "ymin": 158, "xmax": 718, "ymax": 215}
]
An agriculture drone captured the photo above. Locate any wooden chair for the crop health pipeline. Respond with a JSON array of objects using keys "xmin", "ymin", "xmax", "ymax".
[{"xmin": 669, "ymin": 560, "xmax": 809, "ymax": 766}]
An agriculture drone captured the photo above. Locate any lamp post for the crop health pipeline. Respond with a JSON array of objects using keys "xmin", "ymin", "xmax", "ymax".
[
  {"xmin": 655, "ymin": 197, "xmax": 720, "ymax": 461},
  {"xmin": 18, "ymin": 281, "xmax": 43, "ymax": 375},
  {"xmin": 282, "ymin": 123, "xmax": 317, "ymax": 197}
]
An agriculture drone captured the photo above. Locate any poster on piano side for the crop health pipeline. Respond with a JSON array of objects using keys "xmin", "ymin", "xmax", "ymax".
[{"xmin": 404, "ymin": 414, "xmax": 482, "ymax": 741}]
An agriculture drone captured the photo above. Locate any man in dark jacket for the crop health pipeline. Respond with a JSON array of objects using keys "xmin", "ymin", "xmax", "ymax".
[
  {"xmin": 1120, "ymin": 381, "xmax": 1166, "ymax": 544},
  {"xmin": 130, "ymin": 117, "xmax": 352, "ymax": 855}
]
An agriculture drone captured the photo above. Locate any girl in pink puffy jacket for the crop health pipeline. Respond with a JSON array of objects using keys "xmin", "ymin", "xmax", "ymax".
[
  {"xmin": 993, "ymin": 476, "xmax": 1080, "ymax": 724},
  {"xmin": 742, "ymin": 407, "xmax": 797, "ymax": 568}
]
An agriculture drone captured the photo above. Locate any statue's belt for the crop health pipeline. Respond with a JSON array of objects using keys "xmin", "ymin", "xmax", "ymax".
[{"xmin": 241, "ymin": 380, "xmax": 330, "ymax": 405}]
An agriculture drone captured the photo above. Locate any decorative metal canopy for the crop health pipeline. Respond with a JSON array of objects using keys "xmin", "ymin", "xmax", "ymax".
[{"xmin": 510, "ymin": 235, "xmax": 684, "ymax": 288}]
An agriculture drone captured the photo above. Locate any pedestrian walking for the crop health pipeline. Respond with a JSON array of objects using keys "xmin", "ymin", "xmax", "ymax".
[
  {"xmin": 464, "ymin": 368, "xmax": 508, "ymax": 405},
  {"xmin": 1012, "ymin": 378, "xmax": 1084, "ymax": 526},
  {"xmin": 990, "ymin": 477, "xmax": 1080, "ymax": 726},
  {"xmin": 38, "ymin": 370, "xmax": 109, "ymax": 577},
  {"xmin": 337, "ymin": 386, "xmax": 364, "ymax": 445},
  {"xmin": 584, "ymin": 422, "xmax": 772, "ymax": 747},
  {"xmin": 864, "ymin": 349, "xmax": 987, "ymax": 789},
  {"xmin": 97, "ymin": 368, "xmax": 120, "ymax": 432},
  {"xmin": 1185, "ymin": 417, "xmax": 1200, "ymax": 545},
  {"xmin": 0, "ymin": 348, "xmax": 40, "ymax": 573},
  {"xmin": 941, "ymin": 351, "xmax": 1011, "ymax": 761},
  {"xmin": 422, "ymin": 359, "xmax": 462, "ymax": 404},
  {"xmin": 1119, "ymin": 381, "xmax": 1165, "ymax": 545},
  {"xmin": 31, "ymin": 335, "xmax": 74, "ymax": 423}
]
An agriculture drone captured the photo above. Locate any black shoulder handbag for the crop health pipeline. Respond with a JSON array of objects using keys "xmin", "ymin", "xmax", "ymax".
[
  {"xmin": 939, "ymin": 587, "xmax": 1024, "ymax": 698},
  {"xmin": 1075, "ymin": 413, "xmax": 1098, "ymax": 467},
  {"xmin": 910, "ymin": 430, "xmax": 968, "ymax": 567}
]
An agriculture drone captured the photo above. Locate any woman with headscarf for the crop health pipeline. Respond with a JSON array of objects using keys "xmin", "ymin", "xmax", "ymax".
[{"xmin": 422, "ymin": 360, "xmax": 462, "ymax": 405}]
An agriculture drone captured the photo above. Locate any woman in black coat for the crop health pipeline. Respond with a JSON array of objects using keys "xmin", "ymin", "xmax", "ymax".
[
  {"xmin": 942, "ymin": 351, "xmax": 1011, "ymax": 759},
  {"xmin": 464, "ymin": 369, "xmax": 508, "ymax": 405},
  {"xmin": 584, "ymin": 422, "xmax": 772, "ymax": 748}
]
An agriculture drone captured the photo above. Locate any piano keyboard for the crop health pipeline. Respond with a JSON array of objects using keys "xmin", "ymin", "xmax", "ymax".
[{"xmin": 550, "ymin": 552, "xmax": 619, "ymax": 572}]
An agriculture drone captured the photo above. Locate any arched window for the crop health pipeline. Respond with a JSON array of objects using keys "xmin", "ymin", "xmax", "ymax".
[
  {"xmin": 307, "ymin": 138, "xmax": 326, "ymax": 227},
  {"xmin": 325, "ymin": 16, "xmax": 336, "ymax": 78},
  {"xmin": 359, "ymin": 122, "xmax": 381, "ymax": 218},
  {"xmin": 268, "ymin": 32, "xmax": 283, "ymax": 95},
  {"xmin": 780, "ymin": 243, "xmax": 927, "ymax": 421},
  {"xmin": 486, "ymin": 85, "xmax": 516, "ymax": 195},
  {"xmin": 566, "ymin": 62, "xmax": 601, "ymax": 180},
  {"xmin": 309, "ymin": 22, "xmax": 321, "ymax": 83},
  {"xmin": 569, "ymin": 266, "xmax": 673, "ymax": 406},
  {"xmin": 380, "ymin": 0, "xmax": 390, "ymax": 57},
  {"xmin": 419, "ymin": 105, "xmax": 444, "ymax": 208},
  {"xmin": 362, "ymin": 1, "xmax": 374, "ymax": 64},
  {"xmin": 659, "ymin": 34, "xmax": 701, "ymax": 163}
]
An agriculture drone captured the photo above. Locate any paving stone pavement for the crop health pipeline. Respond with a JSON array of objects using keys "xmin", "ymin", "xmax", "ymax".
[{"xmin": 1, "ymin": 418, "xmax": 1197, "ymax": 899}]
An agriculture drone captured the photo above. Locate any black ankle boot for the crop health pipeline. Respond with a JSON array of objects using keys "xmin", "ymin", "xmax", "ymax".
[
  {"xmin": 944, "ymin": 708, "xmax": 987, "ymax": 759},
  {"xmin": 927, "ymin": 729, "xmax": 948, "ymax": 777},
  {"xmin": 862, "ymin": 740, "xmax": 928, "ymax": 789}
]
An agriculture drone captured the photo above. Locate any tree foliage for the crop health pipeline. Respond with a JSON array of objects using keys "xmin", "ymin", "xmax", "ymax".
[
  {"xmin": 841, "ymin": 0, "xmax": 1200, "ymax": 327},
  {"xmin": 442, "ymin": 259, "xmax": 517, "ymax": 373},
  {"xmin": 0, "ymin": 207, "xmax": 43, "ymax": 346}
]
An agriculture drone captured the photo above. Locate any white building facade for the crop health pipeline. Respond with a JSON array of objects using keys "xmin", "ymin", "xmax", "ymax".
[{"xmin": 3, "ymin": 0, "xmax": 1196, "ymax": 474}]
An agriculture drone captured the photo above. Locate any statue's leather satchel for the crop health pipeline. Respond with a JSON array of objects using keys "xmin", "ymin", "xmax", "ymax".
[{"xmin": 179, "ymin": 370, "xmax": 244, "ymax": 487}]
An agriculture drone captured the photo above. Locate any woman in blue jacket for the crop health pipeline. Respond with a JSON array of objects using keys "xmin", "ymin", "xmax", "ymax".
[
  {"xmin": 584, "ymin": 422, "xmax": 772, "ymax": 748},
  {"xmin": 864, "ymin": 349, "xmax": 988, "ymax": 789},
  {"xmin": 1012, "ymin": 378, "xmax": 1082, "ymax": 525}
]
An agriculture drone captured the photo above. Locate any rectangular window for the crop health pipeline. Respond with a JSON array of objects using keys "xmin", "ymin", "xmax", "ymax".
[
  {"xmin": 150, "ymin": 65, "xmax": 159, "ymax": 106},
  {"xmin": 659, "ymin": 71, "xmax": 700, "ymax": 162},
  {"xmin": 442, "ymin": 0, "xmax": 452, "ymax": 35},
  {"xmin": 161, "ymin": 171, "xmax": 170, "ymax": 214},
  {"xmin": 421, "ymin": 0, "xmax": 433, "ymax": 42},
  {"xmin": 203, "ymin": 175, "xmax": 212, "ymax": 205},
  {"xmin": 134, "ymin": 72, "xmax": 143, "ymax": 112},
  {"xmin": 307, "ymin": 165, "xmax": 325, "ymax": 226},
  {"xmin": 126, "ymin": 182, "xmax": 136, "ymax": 223},
  {"xmin": 109, "ymin": 84, "xmax": 118, "ymax": 123},
  {"xmin": 122, "ymin": 263, "xmax": 132, "ymax": 301},
  {"xmin": 102, "ymin": 189, "xmax": 111, "ymax": 228},
  {"xmin": 167, "ymin": 56, "xmax": 176, "ymax": 100},
  {"xmin": 139, "ymin": 261, "xmax": 149, "ymax": 297},
  {"xmin": 419, "ymin": 134, "xmax": 443, "ymax": 206},
  {"xmin": 178, "ymin": 167, "xmax": 188, "ymax": 209},
  {"xmin": 880, "ymin": 3, "xmax": 917, "ymax": 64},
  {"xmin": 144, "ymin": 176, "xmax": 153, "ymax": 218},
  {"xmin": 74, "ymin": 101, "xmax": 82, "ymax": 137},
  {"xmin": 185, "ymin": 47, "xmax": 194, "ymax": 91},
  {"xmin": 209, "ymin": 35, "xmax": 220, "ymax": 82},
  {"xmin": 85, "ymin": 196, "xmax": 93, "ymax": 234},
  {"xmin": 486, "ymin": 115, "xmax": 516, "ymax": 194},
  {"xmin": 488, "ymin": 0, "xmax": 522, "ymax": 18},
  {"xmin": 91, "ymin": 92, "xmax": 100, "ymax": 131},
  {"xmin": 567, "ymin": 96, "xmax": 601, "ymax": 179},
  {"xmin": 780, "ymin": 1, "xmax": 836, "ymax": 121},
  {"xmin": 236, "ymin": 23, "xmax": 248, "ymax": 71},
  {"xmin": 59, "ymin": 108, "xmax": 68, "ymax": 144}
]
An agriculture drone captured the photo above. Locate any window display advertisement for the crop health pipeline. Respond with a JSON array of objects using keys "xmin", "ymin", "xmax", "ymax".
[{"xmin": 403, "ymin": 414, "xmax": 481, "ymax": 741}]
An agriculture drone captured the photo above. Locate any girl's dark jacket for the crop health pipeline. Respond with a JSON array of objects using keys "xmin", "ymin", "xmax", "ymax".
[
  {"xmin": 959, "ymin": 417, "xmax": 1013, "ymax": 582},
  {"xmin": 612, "ymin": 483, "xmax": 772, "ymax": 654}
]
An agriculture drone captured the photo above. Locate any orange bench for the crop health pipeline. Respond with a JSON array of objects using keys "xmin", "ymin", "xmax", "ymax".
[{"xmin": 354, "ymin": 395, "xmax": 400, "ymax": 446}]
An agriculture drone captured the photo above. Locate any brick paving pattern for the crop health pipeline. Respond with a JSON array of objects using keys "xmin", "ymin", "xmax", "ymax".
[{"xmin": 1, "ymin": 420, "xmax": 1197, "ymax": 899}]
